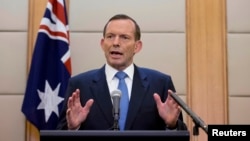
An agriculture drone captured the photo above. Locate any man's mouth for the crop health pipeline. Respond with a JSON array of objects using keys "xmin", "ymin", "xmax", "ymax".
[{"xmin": 110, "ymin": 51, "xmax": 123, "ymax": 55}]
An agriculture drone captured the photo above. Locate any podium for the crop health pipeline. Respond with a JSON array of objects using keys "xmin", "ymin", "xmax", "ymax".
[{"xmin": 40, "ymin": 130, "xmax": 190, "ymax": 141}]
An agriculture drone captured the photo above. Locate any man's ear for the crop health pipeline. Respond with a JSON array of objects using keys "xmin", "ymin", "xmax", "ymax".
[
  {"xmin": 100, "ymin": 38, "xmax": 105, "ymax": 51},
  {"xmin": 134, "ymin": 40, "xmax": 142, "ymax": 53}
]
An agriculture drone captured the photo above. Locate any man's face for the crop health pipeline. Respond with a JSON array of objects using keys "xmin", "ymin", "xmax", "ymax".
[{"xmin": 101, "ymin": 19, "xmax": 142, "ymax": 70}]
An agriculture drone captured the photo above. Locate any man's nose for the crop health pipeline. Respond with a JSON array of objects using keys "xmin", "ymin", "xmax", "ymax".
[{"xmin": 113, "ymin": 36, "xmax": 120, "ymax": 46}]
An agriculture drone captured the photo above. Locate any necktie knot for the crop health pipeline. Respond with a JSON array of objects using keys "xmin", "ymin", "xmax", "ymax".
[{"xmin": 115, "ymin": 71, "xmax": 127, "ymax": 80}]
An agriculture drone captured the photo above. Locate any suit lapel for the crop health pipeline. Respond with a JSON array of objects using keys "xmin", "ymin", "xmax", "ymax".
[
  {"xmin": 125, "ymin": 66, "xmax": 149, "ymax": 129},
  {"xmin": 90, "ymin": 66, "xmax": 114, "ymax": 125}
]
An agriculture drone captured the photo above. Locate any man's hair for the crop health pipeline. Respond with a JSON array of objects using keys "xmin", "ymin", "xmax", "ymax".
[{"xmin": 103, "ymin": 14, "xmax": 141, "ymax": 41}]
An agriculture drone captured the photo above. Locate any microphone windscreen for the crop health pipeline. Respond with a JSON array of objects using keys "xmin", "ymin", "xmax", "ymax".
[{"xmin": 111, "ymin": 89, "xmax": 122, "ymax": 98}]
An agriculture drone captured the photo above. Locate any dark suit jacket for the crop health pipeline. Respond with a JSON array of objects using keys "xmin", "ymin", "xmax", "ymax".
[{"xmin": 56, "ymin": 64, "xmax": 187, "ymax": 130}]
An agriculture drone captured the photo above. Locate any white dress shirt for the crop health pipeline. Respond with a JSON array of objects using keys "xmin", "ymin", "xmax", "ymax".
[{"xmin": 105, "ymin": 63, "xmax": 134, "ymax": 100}]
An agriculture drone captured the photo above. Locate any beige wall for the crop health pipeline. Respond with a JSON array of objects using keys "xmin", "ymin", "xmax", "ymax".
[
  {"xmin": 0, "ymin": 0, "xmax": 249, "ymax": 141},
  {"xmin": 0, "ymin": 0, "xmax": 28, "ymax": 141},
  {"xmin": 227, "ymin": 0, "xmax": 250, "ymax": 124}
]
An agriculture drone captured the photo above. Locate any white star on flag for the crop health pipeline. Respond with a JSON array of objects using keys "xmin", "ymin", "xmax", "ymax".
[{"xmin": 37, "ymin": 80, "xmax": 64, "ymax": 122}]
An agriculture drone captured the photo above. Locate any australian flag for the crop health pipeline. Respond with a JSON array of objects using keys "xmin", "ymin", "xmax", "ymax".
[{"xmin": 21, "ymin": 0, "xmax": 71, "ymax": 130}]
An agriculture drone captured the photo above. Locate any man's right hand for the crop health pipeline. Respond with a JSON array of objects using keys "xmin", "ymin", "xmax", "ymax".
[{"xmin": 66, "ymin": 89, "xmax": 94, "ymax": 130}]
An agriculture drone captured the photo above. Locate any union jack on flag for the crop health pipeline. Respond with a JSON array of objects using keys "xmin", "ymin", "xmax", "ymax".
[{"xmin": 21, "ymin": 0, "xmax": 71, "ymax": 130}]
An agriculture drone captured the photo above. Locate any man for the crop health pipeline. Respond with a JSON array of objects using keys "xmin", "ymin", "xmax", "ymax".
[{"xmin": 56, "ymin": 14, "xmax": 187, "ymax": 131}]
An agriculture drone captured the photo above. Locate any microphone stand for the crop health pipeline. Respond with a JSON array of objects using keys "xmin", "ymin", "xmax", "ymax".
[
  {"xmin": 170, "ymin": 93, "xmax": 208, "ymax": 136},
  {"xmin": 191, "ymin": 115, "xmax": 208, "ymax": 136},
  {"xmin": 185, "ymin": 107, "xmax": 208, "ymax": 136},
  {"xmin": 178, "ymin": 105, "xmax": 208, "ymax": 141},
  {"xmin": 112, "ymin": 113, "xmax": 119, "ymax": 130}
]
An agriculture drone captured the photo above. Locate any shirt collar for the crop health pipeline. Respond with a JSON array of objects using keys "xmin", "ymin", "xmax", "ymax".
[{"xmin": 105, "ymin": 63, "xmax": 134, "ymax": 82}]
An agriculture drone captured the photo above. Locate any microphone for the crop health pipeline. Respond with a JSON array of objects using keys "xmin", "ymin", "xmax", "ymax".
[
  {"xmin": 170, "ymin": 92, "xmax": 208, "ymax": 134},
  {"xmin": 111, "ymin": 89, "xmax": 122, "ymax": 130}
]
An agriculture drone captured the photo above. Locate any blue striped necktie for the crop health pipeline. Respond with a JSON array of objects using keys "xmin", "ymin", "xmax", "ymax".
[{"xmin": 115, "ymin": 71, "xmax": 129, "ymax": 130}]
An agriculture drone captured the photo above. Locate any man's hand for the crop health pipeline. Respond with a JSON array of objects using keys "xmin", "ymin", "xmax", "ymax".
[
  {"xmin": 153, "ymin": 89, "xmax": 181, "ymax": 128},
  {"xmin": 66, "ymin": 89, "xmax": 94, "ymax": 130}
]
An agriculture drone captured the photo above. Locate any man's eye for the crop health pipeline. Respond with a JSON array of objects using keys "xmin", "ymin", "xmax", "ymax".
[{"xmin": 121, "ymin": 36, "xmax": 129, "ymax": 40}]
